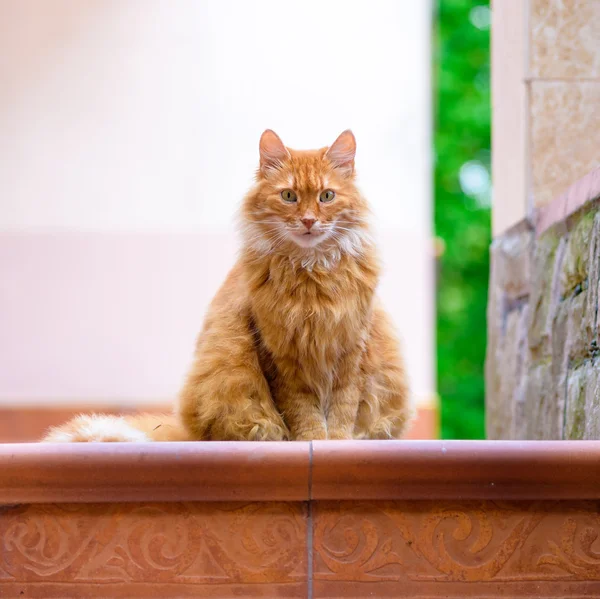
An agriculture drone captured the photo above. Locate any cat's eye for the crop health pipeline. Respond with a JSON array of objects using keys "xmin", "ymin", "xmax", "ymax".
[
  {"xmin": 281, "ymin": 189, "xmax": 297, "ymax": 203},
  {"xmin": 320, "ymin": 189, "xmax": 336, "ymax": 203}
]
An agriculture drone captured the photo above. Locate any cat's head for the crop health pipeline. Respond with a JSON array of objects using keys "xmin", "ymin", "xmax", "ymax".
[{"xmin": 241, "ymin": 130, "xmax": 371, "ymax": 262}]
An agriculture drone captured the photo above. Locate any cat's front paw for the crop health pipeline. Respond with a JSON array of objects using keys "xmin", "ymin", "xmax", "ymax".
[
  {"xmin": 327, "ymin": 429, "xmax": 353, "ymax": 440},
  {"xmin": 292, "ymin": 427, "xmax": 328, "ymax": 441},
  {"xmin": 248, "ymin": 420, "xmax": 289, "ymax": 441}
]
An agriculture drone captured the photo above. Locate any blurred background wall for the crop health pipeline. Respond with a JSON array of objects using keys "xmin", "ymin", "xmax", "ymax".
[{"xmin": 0, "ymin": 0, "xmax": 435, "ymax": 440}]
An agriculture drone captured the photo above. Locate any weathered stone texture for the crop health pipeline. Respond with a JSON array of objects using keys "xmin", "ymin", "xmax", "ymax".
[
  {"xmin": 565, "ymin": 360, "xmax": 600, "ymax": 439},
  {"xmin": 527, "ymin": 230, "xmax": 565, "ymax": 360},
  {"xmin": 486, "ymin": 228, "xmax": 533, "ymax": 439},
  {"xmin": 522, "ymin": 360, "xmax": 562, "ymax": 439},
  {"xmin": 487, "ymin": 201, "xmax": 600, "ymax": 440},
  {"xmin": 494, "ymin": 228, "xmax": 533, "ymax": 300},
  {"xmin": 560, "ymin": 210, "xmax": 595, "ymax": 297},
  {"xmin": 487, "ymin": 304, "xmax": 530, "ymax": 439},
  {"xmin": 485, "ymin": 239, "xmax": 505, "ymax": 439}
]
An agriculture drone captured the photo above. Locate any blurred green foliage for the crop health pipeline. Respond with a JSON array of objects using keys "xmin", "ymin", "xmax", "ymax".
[{"xmin": 434, "ymin": 0, "xmax": 491, "ymax": 439}]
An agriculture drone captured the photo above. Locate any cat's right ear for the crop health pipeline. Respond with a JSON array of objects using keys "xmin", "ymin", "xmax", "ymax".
[{"xmin": 259, "ymin": 130, "xmax": 290, "ymax": 176}]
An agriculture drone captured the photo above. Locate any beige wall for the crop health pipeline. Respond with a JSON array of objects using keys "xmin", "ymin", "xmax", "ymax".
[{"xmin": 492, "ymin": 0, "xmax": 600, "ymax": 236}]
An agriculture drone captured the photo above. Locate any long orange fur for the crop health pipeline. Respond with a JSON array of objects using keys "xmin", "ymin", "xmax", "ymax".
[{"xmin": 43, "ymin": 130, "xmax": 413, "ymax": 442}]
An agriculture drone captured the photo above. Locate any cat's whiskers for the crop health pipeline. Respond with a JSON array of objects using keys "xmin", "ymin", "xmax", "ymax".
[
  {"xmin": 250, "ymin": 230, "xmax": 288, "ymax": 251},
  {"xmin": 240, "ymin": 221, "xmax": 291, "ymax": 255}
]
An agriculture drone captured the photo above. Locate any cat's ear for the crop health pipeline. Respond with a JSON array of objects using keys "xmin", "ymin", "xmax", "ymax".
[
  {"xmin": 325, "ymin": 130, "xmax": 356, "ymax": 176},
  {"xmin": 259, "ymin": 129, "xmax": 290, "ymax": 176}
]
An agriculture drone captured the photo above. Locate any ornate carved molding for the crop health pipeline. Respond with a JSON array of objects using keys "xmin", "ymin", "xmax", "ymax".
[
  {"xmin": 314, "ymin": 500, "xmax": 600, "ymax": 582},
  {"xmin": 0, "ymin": 502, "xmax": 307, "ymax": 594}
]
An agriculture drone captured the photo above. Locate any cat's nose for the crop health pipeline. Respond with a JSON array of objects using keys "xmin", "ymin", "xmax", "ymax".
[{"xmin": 301, "ymin": 218, "xmax": 316, "ymax": 231}]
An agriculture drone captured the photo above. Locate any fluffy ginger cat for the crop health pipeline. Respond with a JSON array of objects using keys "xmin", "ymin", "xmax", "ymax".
[{"xmin": 44, "ymin": 130, "xmax": 413, "ymax": 443}]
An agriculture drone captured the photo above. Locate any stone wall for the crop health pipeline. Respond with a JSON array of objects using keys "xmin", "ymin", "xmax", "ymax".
[
  {"xmin": 488, "ymin": 0, "xmax": 600, "ymax": 437},
  {"xmin": 487, "ymin": 178, "xmax": 600, "ymax": 439}
]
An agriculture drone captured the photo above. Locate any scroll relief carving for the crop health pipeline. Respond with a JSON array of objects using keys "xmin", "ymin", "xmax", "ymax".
[
  {"xmin": 0, "ymin": 502, "xmax": 307, "ymax": 584},
  {"xmin": 314, "ymin": 500, "xmax": 600, "ymax": 582}
]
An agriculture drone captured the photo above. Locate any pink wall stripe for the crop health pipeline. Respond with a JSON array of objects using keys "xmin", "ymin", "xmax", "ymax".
[{"xmin": 0, "ymin": 231, "xmax": 237, "ymax": 401}]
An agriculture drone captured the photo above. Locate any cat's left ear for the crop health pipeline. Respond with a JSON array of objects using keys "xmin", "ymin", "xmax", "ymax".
[{"xmin": 325, "ymin": 130, "xmax": 356, "ymax": 176}]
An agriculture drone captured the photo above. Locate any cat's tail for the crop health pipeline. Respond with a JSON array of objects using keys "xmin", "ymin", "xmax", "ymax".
[{"xmin": 42, "ymin": 412, "xmax": 194, "ymax": 443}]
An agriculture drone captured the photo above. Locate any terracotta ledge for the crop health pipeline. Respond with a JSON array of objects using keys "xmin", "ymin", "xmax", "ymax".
[
  {"xmin": 0, "ymin": 441, "xmax": 310, "ymax": 503},
  {"xmin": 536, "ymin": 165, "xmax": 600, "ymax": 235},
  {"xmin": 1, "ymin": 440, "xmax": 600, "ymax": 504},
  {"xmin": 311, "ymin": 440, "xmax": 600, "ymax": 500}
]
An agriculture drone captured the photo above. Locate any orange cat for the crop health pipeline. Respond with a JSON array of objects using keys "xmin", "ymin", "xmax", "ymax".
[{"xmin": 43, "ymin": 130, "xmax": 413, "ymax": 442}]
